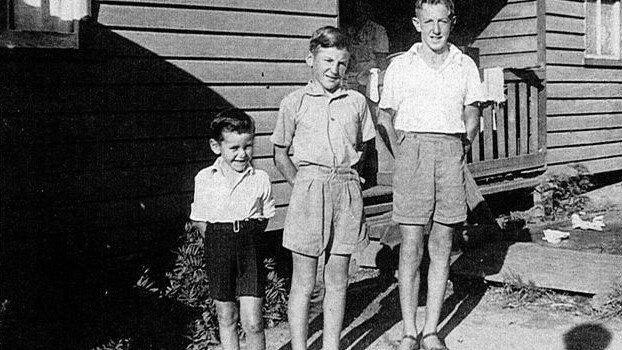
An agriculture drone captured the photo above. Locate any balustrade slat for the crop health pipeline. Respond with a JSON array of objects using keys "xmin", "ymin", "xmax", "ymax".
[
  {"xmin": 507, "ymin": 83, "xmax": 517, "ymax": 157},
  {"xmin": 495, "ymin": 103, "xmax": 507, "ymax": 158},
  {"xmin": 519, "ymin": 82, "xmax": 529, "ymax": 155},
  {"xmin": 529, "ymin": 85, "xmax": 539, "ymax": 154},
  {"xmin": 483, "ymin": 104, "xmax": 494, "ymax": 160}
]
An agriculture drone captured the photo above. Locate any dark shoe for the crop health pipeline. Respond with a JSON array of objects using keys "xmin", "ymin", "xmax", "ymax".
[
  {"xmin": 399, "ymin": 334, "xmax": 420, "ymax": 350},
  {"xmin": 420, "ymin": 333, "xmax": 449, "ymax": 350}
]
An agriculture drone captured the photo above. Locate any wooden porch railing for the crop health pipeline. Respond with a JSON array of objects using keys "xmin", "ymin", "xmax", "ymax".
[{"xmin": 468, "ymin": 68, "xmax": 547, "ymax": 189}]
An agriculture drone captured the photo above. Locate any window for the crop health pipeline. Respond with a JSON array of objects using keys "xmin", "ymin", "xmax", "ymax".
[
  {"xmin": 586, "ymin": 0, "xmax": 621, "ymax": 63},
  {"xmin": 1, "ymin": 0, "xmax": 89, "ymax": 49}
]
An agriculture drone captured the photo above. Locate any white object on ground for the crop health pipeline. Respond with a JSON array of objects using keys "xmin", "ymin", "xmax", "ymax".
[
  {"xmin": 571, "ymin": 213, "xmax": 605, "ymax": 231},
  {"xmin": 542, "ymin": 229, "xmax": 570, "ymax": 244}
]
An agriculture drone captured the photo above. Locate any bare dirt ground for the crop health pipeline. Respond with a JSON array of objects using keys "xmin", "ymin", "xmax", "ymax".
[{"xmin": 255, "ymin": 181, "xmax": 622, "ymax": 350}]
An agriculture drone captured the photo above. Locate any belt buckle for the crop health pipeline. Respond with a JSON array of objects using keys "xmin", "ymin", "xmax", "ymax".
[{"xmin": 233, "ymin": 220, "xmax": 240, "ymax": 233}]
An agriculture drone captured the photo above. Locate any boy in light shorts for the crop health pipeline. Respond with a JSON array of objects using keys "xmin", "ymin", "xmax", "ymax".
[
  {"xmin": 271, "ymin": 26, "xmax": 376, "ymax": 350},
  {"xmin": 378, "ymin": 1, "xmax": 485, "ymax": 349}
]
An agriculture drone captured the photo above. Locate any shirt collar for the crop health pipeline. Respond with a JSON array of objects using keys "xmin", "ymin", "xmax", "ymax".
[
  {"xmin": 303, "ymin": 80, "xmax": 349, "ymax": 98},
  {"xmin": 407, "ymin": 42, "xmax": 462, "ymax": 66},
  {"xmin": 211, "ymin": 156, "xmax": 254, "ymax": 177}
]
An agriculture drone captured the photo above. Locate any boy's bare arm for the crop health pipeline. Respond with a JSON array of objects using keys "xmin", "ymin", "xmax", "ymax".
[
  {"xmin": 273, "ymin": 145, "xmax": 297, "ymax": 186},
  {"xmin": 463, "ymin": 103, "xmax": 481, "ymax": 152},
  {"xmin": 378, "ymin": 108, "xmax": 398, "ymax": 157}
]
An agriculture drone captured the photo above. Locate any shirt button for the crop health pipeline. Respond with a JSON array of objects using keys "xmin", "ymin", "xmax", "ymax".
[{"xmin": 330, "ymin": 118, "xmax": 335, "ymax": 121}]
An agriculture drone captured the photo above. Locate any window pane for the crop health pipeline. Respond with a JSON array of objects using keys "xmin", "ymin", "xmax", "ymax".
[
  {"xmin": 586, "ymin": 0, "xmax": 598, "ymax": 55},
  {"xmin": 601, "ymin": 0, "xmax": 620, "ymax": 57}
]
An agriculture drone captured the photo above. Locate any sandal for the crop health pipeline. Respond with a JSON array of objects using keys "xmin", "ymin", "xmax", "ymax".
[
  {"xmin": 399, "ymin": 334, "xmax": 420, "ymax": 350},
  {"xmin": 420, "ymin": 332, "xmax": 449, "ymax": 350}
]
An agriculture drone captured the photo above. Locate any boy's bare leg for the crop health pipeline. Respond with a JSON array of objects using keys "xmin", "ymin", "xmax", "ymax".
[
  {"xmin": 215, "ymin": 300, "xmax": 240, "ymax": 350},
  {"xmin": 239, "ymin": 296, "xmax": 266, "ymax": 350},
  {"xmin": 288, "ymin": 252, "xmax": 318, "ymax": 350},
  {"xmin": 397, "ymin": 224, "xmax": 425, "ymax": 350},
  {"xmin": 421, "ymin": 222, "xmax": 454, "ymax": 348},
  {"xmin": 322, "ymin": 253, "xmax": 351, "ymax": 350}
]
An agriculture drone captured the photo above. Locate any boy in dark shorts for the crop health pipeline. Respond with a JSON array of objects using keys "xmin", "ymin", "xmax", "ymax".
[
  {"xmin": 271, "ymin": 26, "xmax": 376, "ymax": 350},
  {"xmin": 190, "ymin": 109, "xmax": 275, "ymax": 350}
]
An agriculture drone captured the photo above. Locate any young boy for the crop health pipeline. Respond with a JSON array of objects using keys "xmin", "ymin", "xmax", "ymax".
[
  {"xmin": 270, "ymin": 26, "xmax": 376, "ymax": 350},
  {"xmin": 190, "ymin": 109, "xmax": 275, "ymax": 350},
  {"xmin": 378, "ymin": 1, "xmax": 485, "ymax": 350}
]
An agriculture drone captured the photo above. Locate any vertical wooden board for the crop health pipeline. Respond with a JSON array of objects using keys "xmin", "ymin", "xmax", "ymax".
[
  {"xmin": 518, "ymin": 82, "xmax": 529, "ymax": 155},
  {"xmin": 529, "ymin": 85, "xmax": 539, "ymax": 154},
  {"xmin": 507, "ymin": 83, "xmax": 518, "ymax": 156},
  {"xmin": 495, "ymin": 103, "xmax": 507, "ymax": 158},
  {"xmin": 483, "ymin": 104, "xmax": 495, "ymax": 160},
  {"xmin": 471, "ymin": 124, "xmax": 482, "ymax": 163}
]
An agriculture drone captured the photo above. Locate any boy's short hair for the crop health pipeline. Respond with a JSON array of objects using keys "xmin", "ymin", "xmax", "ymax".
[
  {"xmin": 309, "ymin": 26, "xmax": 351, "ymax": 54},
  {"xmin": 415, "ymin": 0, "xmax": 455, "ymax": 17},
  {"xmin": 210, "ymin": 108, "xmax": 255, "ymax": 141}
]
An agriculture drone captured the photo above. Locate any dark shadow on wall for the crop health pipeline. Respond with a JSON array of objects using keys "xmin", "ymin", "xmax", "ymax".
[{"xmin": 0, "ymin": 17, "xmax": 264, "ymax": 349}]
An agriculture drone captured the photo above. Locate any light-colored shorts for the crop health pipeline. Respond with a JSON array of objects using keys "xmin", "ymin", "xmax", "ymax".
[
  {"xmin": 392, "ymin": 132, "xmax": 467, "ymax": 225},
  {"xmin": 283, "ymin": 165, "xmax": 368, "ymax": 257}
]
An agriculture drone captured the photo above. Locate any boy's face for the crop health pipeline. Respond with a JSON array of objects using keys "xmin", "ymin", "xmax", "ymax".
[
  {"xmin": 413, "ymin": 3, "xmax": 455, "ymax": 54},
  {"xmin": 306, "ymin": 46, "xmax": 350, "ymax": 93},
  {"xmin": 210, "ymin": 131, "xmax": 254, "ymax": 173}
]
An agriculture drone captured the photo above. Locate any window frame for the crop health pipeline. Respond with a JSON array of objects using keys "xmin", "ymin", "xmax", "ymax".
[
  {"xmin": 584, "ymin": 0, "xmax": 622, "ymax": 66},
  {"xmin": 0, "ymin": 0, "xmax": 80, "ymax": 49}
]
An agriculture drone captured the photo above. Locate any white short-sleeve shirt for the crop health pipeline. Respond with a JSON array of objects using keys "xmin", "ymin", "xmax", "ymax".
[
  {"xmin": 379, "ymin": 43, "xmax": 485, "ymax": 134},
  {"xmin": 189, "ymin": 157, "xmax": 276, "ymax": 223}
]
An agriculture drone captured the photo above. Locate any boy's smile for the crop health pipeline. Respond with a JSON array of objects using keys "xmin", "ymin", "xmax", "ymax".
[
  {"xmin": 306, "ymin": 46, "xmax": 350, "ymax": 93},
  {"xmin": 413, "ymin": 3, "xmax": 454, "ymax": 55},
  {"xmin": 210, "ymin": 131, "xmax": 254, "ymax": 173}
]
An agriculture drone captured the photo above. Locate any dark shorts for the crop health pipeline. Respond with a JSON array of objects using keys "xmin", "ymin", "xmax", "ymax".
[{"xmin": 204, "ymin": 219, "xmax": 268, "ymax": 302}]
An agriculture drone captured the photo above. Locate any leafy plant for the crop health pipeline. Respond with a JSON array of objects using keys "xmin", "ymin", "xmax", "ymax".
[
  {"xmin": 135, "ymin": 222, "xmax": 289, "ymax": 349},
  {"xmin": 501, "ymin": 271, "xmax": 551, "ymax": 308},
  {"xmin": 534, "ymin": 165, "xmax": 594, "ymax": 221},
  {"xmin": 91, "ymin": 338, "xmax": 132, "ymax": 350}
]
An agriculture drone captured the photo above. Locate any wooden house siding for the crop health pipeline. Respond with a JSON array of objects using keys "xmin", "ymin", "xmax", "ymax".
[
  {"xmin": 472, "ymin": 0, "xmax": 541, "ymax": 69},
  {"xmin": 1, "ymin": 0, "xmax": 337, "ymax": 266},
  {"xmin": 545, "ymin": 0, "xmax": 622, "ymax": 173}
]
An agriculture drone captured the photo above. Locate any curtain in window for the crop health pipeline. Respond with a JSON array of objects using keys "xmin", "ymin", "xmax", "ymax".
[{"xmin": 14, "ymin": 0, "xmax": 89, "ymax": 34}]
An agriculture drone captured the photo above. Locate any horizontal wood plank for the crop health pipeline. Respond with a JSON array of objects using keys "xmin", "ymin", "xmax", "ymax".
[
  {"xmin": 548, "ymin": 142, "xmax": 622, "ymax": 163},
  {"xmin": 548, "ymin": 128, "xmax": 622, "ymax": 147},
  {"xmin": 474, "ymin": 35, "xmax": 537, "ymax": 55},
  {"xmin": 88, "ymin": 30, "xmax": 309, "ymax": 59},
  {"xmin": 468, "ymin": 153, "xmax": 546, "ymax": 178},
  {"xmin": 2, "ymin": 59, "xmax": 309, "ymax": 85},
  {"xmin": 478, "ymin": 18, "xmax": 537, "ymax": 38},
  {"xmin": 546, "ymin": 49, "xmax": 585, "ymax": 65},
  {"xmin": 547, "ymin": 82, "xmax": 622, "ymax": 98},
  {"xmin": 548, "ymin": 156, "xmax": 622, "ymax": 173},
  {"xmin": 547, "ymin": 66, "xmax": 622, "ymax": 82},
  {"xmin": 93, "ymin": 0, "xmax": 338, "ymax": 16},
  {"xmin": 478, "ymin": 52, "xmax": 539, "ymax": 69},
  {"xmin": 1, "ymin": 110, "xmax": 279, "ymax": 142},
  {"xmin": 97, "ymin": 5, "xmax": 334, "ymax": 36},
  {"xmin": 545, "ymin": 0, "xmax": 585, "ymax": 18},
  {"xmin": 492, "ymin": 1, "xmax": 537, "ymax": 20},
  {"xmin": 547, "ymin": 32, "xmax": 584, "ymax": 49},
  {"xmin": 547, "ymin": 99, "xmax": 622, "ymax": 115},
  {"xmin": 1, "ymin": 85, "xmax": 300, "ymax": 113},
  {"xmin": 546, "ymin": 15, "xmax": 585, "ymax": 34},
  {"xmin": 452, "ymin": 242, "xmax": 622, "ymax": 295},
  {"xmin": 547, "ymin": 114, "xmax": 622, "ymax": 131}
]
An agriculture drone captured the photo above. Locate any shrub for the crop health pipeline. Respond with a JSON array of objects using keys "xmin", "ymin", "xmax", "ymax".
[
  {"xmin": 135, "ymin": 222, "xmax": 289, "ymax": 349},
  {"xmin": 534, "ymin": 165, "xmax": 594, "ymax": 221}
]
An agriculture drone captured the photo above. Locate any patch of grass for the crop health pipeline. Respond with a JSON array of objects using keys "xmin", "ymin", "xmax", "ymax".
[
  {"xmin": 91, "ymin": 338, "xmax": 132, "ymax": 350},
  {"xmin": 594, "ymin": 282, "xmax": 622, "ymax": 320},
  {"xmin": 500, "ymin": 271, "xmax": 552, "ymax": 308}
]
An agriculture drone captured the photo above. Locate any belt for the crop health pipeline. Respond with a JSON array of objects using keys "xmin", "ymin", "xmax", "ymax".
[{"xmin": 207, "ymin": 219, "xmax": 261, "ymax": 233}]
